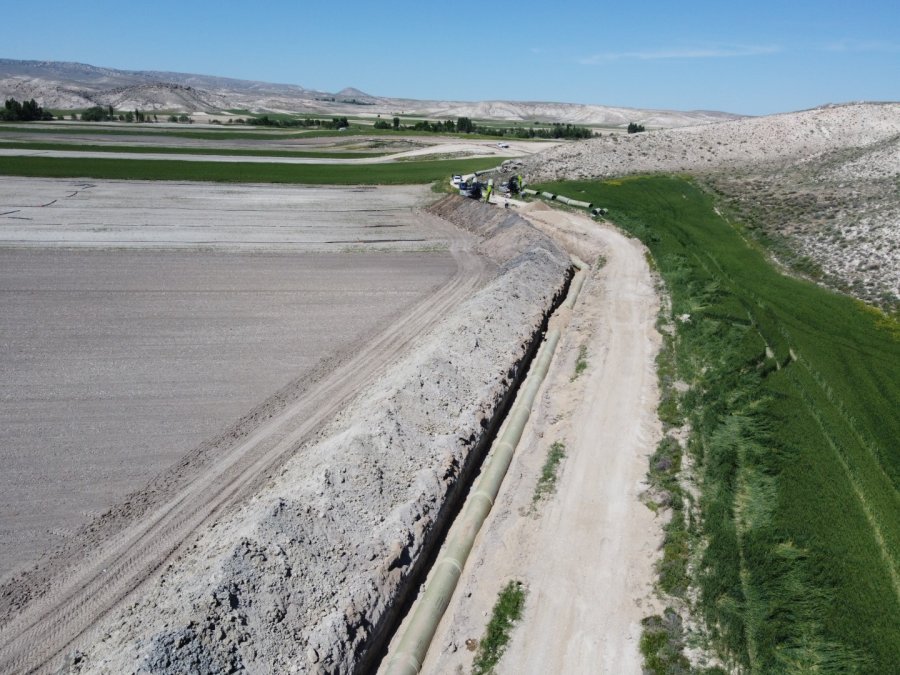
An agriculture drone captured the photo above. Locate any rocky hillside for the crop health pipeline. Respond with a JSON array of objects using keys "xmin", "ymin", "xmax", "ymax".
[
  {"xmin": 0, "ymin": 59, "xmax": 740, "ymax": 128},
  {"xmin": 515, "ymin": 102, "xmax": 900, "ymax": 309}
]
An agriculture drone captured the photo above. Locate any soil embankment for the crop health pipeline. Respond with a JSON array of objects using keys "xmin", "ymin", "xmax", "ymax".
[{"xmin": 14, "ymin": 197, "xmax": 569, "ymax": 674}]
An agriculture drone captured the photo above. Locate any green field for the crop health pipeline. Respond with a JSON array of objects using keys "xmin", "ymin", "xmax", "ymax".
[
  {"xmin": 0, "ymin": 140, "xmax": 387, "ymax": 159},
  {"xmin": 0, "ymin": 123, "xmax": 304, "ymax": 140},
  {"xmin": 0, "ymin": 155, "xmax": 501, "ymax": 184},
  {"xmin": 538, "ymin": 176, "xmax": 900, "ymax": 673},
  {"xmin": 0, "ymin": 119, "xmax": 560, "ymax": 142}
]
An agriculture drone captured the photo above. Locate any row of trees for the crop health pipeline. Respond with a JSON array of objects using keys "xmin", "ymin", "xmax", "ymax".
[
  {"xmin": 2, "ymin": 101, "xmax": 184, "ymax": 124},
  {"xmin": 373, "ymin": 116, "xmax": 593, "ymax": 139},
  {"xmin": 242, "ymin": 115, "xmax": 349, "ymax": 129},
  {"xmin": 0, "ymin": 98, "xmax": 606, "ymax": 140},
  {"xmin": 79, "ymin": 106, "xmax": 157, "ymax": 123},
  {"xmin": 1, "ymin": 98, "xmax": 53, "ymax": 121}
]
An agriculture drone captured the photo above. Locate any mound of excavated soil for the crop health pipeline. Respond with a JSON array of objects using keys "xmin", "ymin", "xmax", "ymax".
[{"xmin": 62, "ymin": 197, "xmax": 569, "ymax": 674}]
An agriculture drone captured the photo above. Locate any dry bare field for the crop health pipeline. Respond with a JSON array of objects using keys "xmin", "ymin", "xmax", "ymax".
[
  {"xmin": 0, "ymin": 179, "xmax": 461, "ymax": 584},
  {"xmin": 0, "ymin": 189, "xmax": 573, "ymax": 675}
]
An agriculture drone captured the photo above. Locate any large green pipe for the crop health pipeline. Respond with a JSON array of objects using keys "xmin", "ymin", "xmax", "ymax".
[
  {"xmin": 385, "ymin": 331, "xmax": 560, "ymax": 675},
  {"xmin": 521, "ymin": 188, "xmax": 538, "ymax": 197},
  {"xmin": 564, "ymin": 257, "xmax": 588, "ymax": 310},
  {"xmin": 555, "ymin": 195, "xmax": 593, "ymax": 209},
  {"xmin": 384, "ymin": 262, "xmax": 586, "ymax": 675},
  {"xmin": 564, "ymin": 197, "xmax": 593, "ymax": 209}
]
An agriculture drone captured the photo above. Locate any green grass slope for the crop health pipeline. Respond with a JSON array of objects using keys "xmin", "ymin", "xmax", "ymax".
[{"xmin": 539, "ymin": 176, "xmax": 900, "ymax": 673}]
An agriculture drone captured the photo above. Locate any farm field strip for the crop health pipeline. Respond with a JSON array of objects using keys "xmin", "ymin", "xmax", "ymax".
[
  {"xmin": 0, "ymin": 140, "xmax": 389, "ymax": 158},
  {"xmin": 0, "ymin": 123, "xmax": 316, "ymax": 140},
  {"xmin": 0, "ymin": 155, "xmax": 503, "ymax": 184}
]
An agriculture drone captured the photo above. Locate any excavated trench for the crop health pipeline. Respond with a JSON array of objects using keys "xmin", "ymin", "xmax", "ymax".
[{"xmin": 363, "ymin": 251, "xmax": 573, "ymax": 673}]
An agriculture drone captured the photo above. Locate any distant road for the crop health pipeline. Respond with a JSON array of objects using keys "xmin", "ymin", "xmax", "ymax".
[{"xmin": 0, "ymin": 140, "xmax": 557, "ymax": 165}]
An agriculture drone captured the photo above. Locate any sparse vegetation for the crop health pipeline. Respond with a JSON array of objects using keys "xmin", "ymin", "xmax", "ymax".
[
  {"xmin": 532, "ymin": 441, "xmax": 566, "ymax": 505},
  {"xmin": 640, "ymin": 609, "xmax": 693, "ymax": 674},
  {"xmin": 472, "ymin": 581, "xmax": 526, "ymax": 675},
  {"xmin": 572, "ymin": 344, "xmax": 588, "ymax": 380}
]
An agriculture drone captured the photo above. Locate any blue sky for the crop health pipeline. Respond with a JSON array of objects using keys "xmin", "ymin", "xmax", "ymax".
[{"xmin": 6, "ymin": 0, "xmax": 899, "ymax": 115}]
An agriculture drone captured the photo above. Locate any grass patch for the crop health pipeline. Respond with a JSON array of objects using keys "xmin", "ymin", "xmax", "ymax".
[
  {"xmin": 0, "ymin": 155, "xmax": 503, "ymax": 185},
  {"xmin": 472, "ymin": 581, "xmax": 526, "ymax": 675},
  {"xmin": 532, "ymin": 441, "xmax": 566, "ymax": 505},
  {"xmin": 640, "ymin": 609, "xmax": 693, "ymax": 674},
  {"xmin": 538, "ymin": 175, "xmax": 900, "ymax": 674},
  {"xmin": 0, "ymin": 140, "xmax": 387, "ymax": 159},
  {"xmin": 572, "ymin": 344, "xmax": 588, "ymax": 380},
  {"xmin": 648, "ymin": 436, "xmax": 691, "ymax": 595}
]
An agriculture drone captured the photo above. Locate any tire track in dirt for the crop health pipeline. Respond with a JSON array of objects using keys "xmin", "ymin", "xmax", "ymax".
[{"xmin": 0, "ymin": 214, "xmax": 492, "ymax": 675}]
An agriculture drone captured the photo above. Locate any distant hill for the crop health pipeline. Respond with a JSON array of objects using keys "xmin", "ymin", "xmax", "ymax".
[{"xmin": 0, "ymin": 58, "xmax": 742, "ymax": 128}]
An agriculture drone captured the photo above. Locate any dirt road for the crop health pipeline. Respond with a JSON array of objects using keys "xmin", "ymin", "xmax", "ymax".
[
  {"xmin": 419, "ymin": 205, "xmax": 664, "ymax": 674},
  {"xmin": 0, "ymin": 212, "xmax": 492, "ymax": 674}
]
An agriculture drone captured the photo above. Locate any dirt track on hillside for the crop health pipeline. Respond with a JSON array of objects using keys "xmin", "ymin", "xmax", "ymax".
[
  {"xmin": 0, "ymin": 212, "xmax": 491, "ymax": 674},
  {"xmin": 417, "ymin": 205, "xmax": 664, "ymax": 674}
]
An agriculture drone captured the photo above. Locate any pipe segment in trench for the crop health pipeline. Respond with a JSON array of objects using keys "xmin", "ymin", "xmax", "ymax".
[{"xmin": 384, "ymin": 256, "xmax": 589, "ymax": 675}]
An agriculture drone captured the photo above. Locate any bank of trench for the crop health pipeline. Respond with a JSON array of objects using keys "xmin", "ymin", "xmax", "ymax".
[{"xmin": 49, "ymin": 196, "xmax": 572, "ymax": 674}]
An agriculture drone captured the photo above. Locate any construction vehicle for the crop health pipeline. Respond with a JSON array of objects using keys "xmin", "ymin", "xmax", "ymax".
[{"xmin": 458, "ymin": 179, "xmax": 483, "ymax": 200}]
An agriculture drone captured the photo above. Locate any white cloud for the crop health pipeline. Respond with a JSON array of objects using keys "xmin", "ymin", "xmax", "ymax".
[
  {"xmin": 579, "ymin": 44, "xmax": 781, "ymax": 65},
  {"xmin": 823, "ymin": 39, "xmax": 900, "ymax": 53}
]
